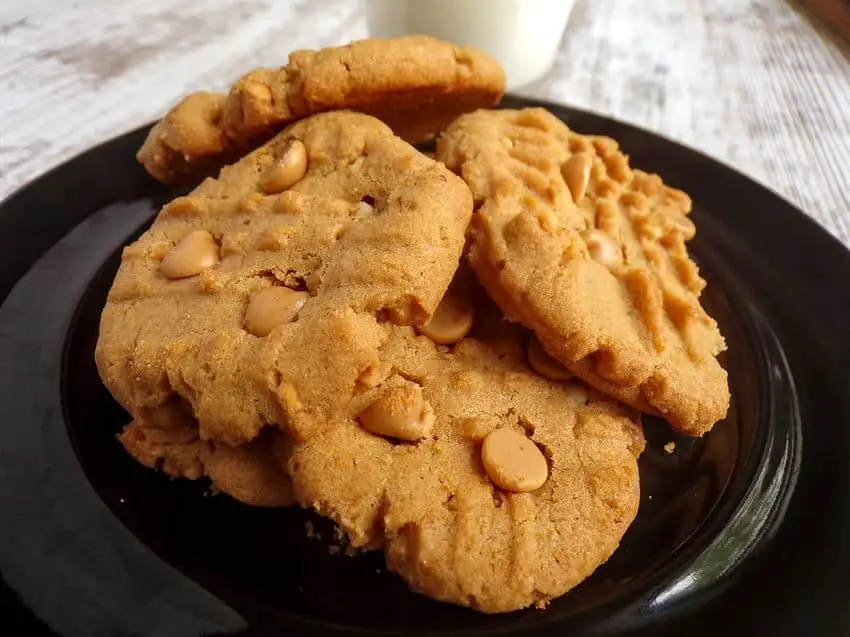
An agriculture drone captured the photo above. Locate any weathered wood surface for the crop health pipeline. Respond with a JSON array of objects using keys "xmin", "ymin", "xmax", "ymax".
[{"xmin": 2, "ymin": 0, "xmax": 848, "ymax": 244}]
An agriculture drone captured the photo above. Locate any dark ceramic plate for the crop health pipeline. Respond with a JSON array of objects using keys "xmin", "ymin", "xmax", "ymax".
[{"xmin": 1, "ymin": 96, "xmax": 849, "ymax": 636}]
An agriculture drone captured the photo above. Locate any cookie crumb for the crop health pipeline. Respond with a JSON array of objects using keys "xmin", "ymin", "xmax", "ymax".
[
  {"xmin": 664, "ymin": 441, "xmax": 676, "ymax": 454},
  {"xmin": 305, "ymin": 520, "xmax": 322, "ymax": 541}
]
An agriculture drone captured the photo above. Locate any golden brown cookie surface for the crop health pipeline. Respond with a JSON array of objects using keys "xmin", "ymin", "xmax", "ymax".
[
  {"xmin": 98, "ymin": 111, "xmax": 471, "ymax": 447},
  {"xmin": 437, "ymin": 108, "xmax": 729, "ymax": 435},
  {"xmin": 138, "ymin": 36, "xmax": 505, "ymax": 183},
  {"xmin": 287, "ymin": 299, "xmax": 644, "ymax": 613}
]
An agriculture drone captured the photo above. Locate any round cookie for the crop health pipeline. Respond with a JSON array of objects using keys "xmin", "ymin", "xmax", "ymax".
[
  {"xmin": 138, "ymin": 35, "xmax": 505, "ymax": 183},
  {"xmin": 287, "ymin": 294, "xmax": 644, "ymax": 613},
  {"xmin": 97, "ymin": 111, "xmax": 472, "ymax": 447},
  {"xmin": 436, "ymin": 108, "xmax": 729, "ymax": 435},
  {"xmin": 120, "ymin": 401, "xmax": 293, "ymax": 507}
]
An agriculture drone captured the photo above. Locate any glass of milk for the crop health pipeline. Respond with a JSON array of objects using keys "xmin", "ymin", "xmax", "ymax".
[{"xmin": 365, "ymin": 0, "xmax": 575, "ymax": 90}]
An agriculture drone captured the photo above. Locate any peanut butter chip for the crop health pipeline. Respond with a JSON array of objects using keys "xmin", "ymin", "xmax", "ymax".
[
  {"xmin": 244, "ymin": 287, "xmax": 309, "ymax": 336},
  {"xmin": 261, "ymin": 139, "xmax": 308, "ymax": 194},
  {"xmin": 581, "ymin": 228, "xmax": 621, "ymax": 268},
  {"xmin": 562, "ymin": 152, "xmax": 592, "ymax": 203},
  {"xmin": 418, "ymin": 293, "xmax": 475, "ymax": 345},
  {"xmin": 481, "ymin": 429, "xmax": 548, "ymax": 493},
  {"xmin": 527, "ymin": 337, "xmax": 572, "ymax": 381},
  {"xmin": 356, "ymin": 201, "xmax": 375, "ymax": 218},
  {"xmin": 358, "ymin": 381, "xmax": 435, "ymax": 441},
  {"xmin": 161, "ymin": 230, "xmax": 219, "ymax": 279}
]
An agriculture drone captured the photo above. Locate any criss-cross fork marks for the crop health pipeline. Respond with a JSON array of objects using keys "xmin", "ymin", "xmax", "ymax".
[
  {"xmin": 438, "ymin": 107, "xmax": 729, "ymax": 433},
  {"xmin": 567, "ymin": 135, "xmax": 724, "ymax": 374},
  {"xmin": 498, "ymin": 109, "xmax": 719, "ymax": 365},
  {"xmin": 99, "ymin": 111, "xmax": 472, "ymax": 452}
]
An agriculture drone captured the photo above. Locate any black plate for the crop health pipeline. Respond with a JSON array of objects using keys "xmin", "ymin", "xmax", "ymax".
[{"xmin": 1, "ymin": 96, "xmax": 848, "ymax": 636}]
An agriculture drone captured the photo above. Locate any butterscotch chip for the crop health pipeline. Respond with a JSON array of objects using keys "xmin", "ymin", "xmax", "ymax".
[
  {"xmin": 280, "ymin": 381, "xmax": 301, "ymax": 411},
  {"xmin": 358, "ymin": 379, "xmax": 435, "ymax": 441},
  {"xmin": 356, "ymin": 201, "xmax": 375, "ymax": 218},
  {"xmin": 137, "ymin": 36, "xmax": 505, "ymax": 184},
  {"xmin": 261, "ymin": 138, "xmax": 307, "ymax": 193},
  {"xmin": 562, "ymin": 152, "xmax": 592, "ymax": 203},
  {"xmin": 257, "ymin": 226, "xmax": 297, "ymax": 251},
  {"xmin": 417, "ymin": 288, "xmax": 475, "ymax": 345},
  {"xmin": 437, "ymin": 108, "xmax": 729, "ymax": 435},
  {"xmin": 160, "ymin": 230, "xmax": 219, "ymax": 279},
  {"xmin": 97, "ymin": 111, "xmax": 471, "ymax": 448},
  {"xmin": 581, "ymin": 228, "xmax": 622, "ymax": 268},
  {"xmin": 481, "ymin": 428, "xmax": 548, "ymax": 492},
  {"xmin": 244, "ymin": 287, "xmax": 309, "ymax": 337},
  {"xmin": 526, "ymin": 337, "xmax": 572, "ymax": 381}
]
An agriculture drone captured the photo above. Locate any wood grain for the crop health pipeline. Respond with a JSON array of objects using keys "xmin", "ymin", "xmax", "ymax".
[{"xmin": 1, "ymin": 0, "xmax": 848, "ymax": 246}]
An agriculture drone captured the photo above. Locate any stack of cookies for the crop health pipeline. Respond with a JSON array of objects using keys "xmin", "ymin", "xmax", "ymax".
[{"xmin": 96, "ymin": 36, "xmax": 729, "ymax": 614}]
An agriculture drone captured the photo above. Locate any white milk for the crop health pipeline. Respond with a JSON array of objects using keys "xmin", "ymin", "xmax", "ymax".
[{"xmin": 365, "ymin": 0, "xmax": 575, "ymax": 90}]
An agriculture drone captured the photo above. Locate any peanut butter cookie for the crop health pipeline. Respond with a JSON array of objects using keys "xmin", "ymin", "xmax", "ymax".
[
  {"xmin": 437, "ymin": 108, "xmax": 729, "ymax": 435},
  {"xmin": 136, "ymin": 92, "xmax": 238, "ymax": 184},
  {"xmin": 118, "ymin": 395, "xmax": 293, "ymax": 507},
  {"xmin": 138, "ymin": 36, "xmax": 505, "ymax": 183},
  {"xmin": 97, "ymin": 111, "xmax": 472, "ymax": 448},
  {"xmin": 287, "ymin": 295, "xmax": 644, "ymax": 612},
  {"xmin": 121, "ymin": 419, "xmax": 293, "ymax": 508}
]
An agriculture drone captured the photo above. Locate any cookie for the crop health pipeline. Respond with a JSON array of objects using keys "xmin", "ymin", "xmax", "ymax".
[
  {"xmin": 287, "ymin": 292, "xmax": 644, "ymax": 612},
  {"xmin": 97, "ymin": 110, "xmax": 472, "ymax": 448},
  {"xmin": 136, "ymin": 92, "xmax": 238, "ymax": 184},
  {"xmin": 120, "ymin": 401, "xmax": 293, "ymax": 507},
  {"xmin": 138, "ymin": 36, "xmax": 505, "ymax": 183},
  {"xmin": 436, "ymin": 108, "xmax": 729, "ymax": 435}
]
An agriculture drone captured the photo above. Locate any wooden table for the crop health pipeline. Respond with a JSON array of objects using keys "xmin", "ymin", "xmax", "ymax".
[{"xmin": 2, "ymin": 0, "xmax": 849, "ymax": 246}]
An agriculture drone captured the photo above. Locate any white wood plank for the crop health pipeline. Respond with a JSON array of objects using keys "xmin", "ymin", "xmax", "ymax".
[
  {"xmin": 525, "ymin": 0, "xmax": 850, "ymax": 243},
  {"xmin": 1, "ymin": 0, "xmax": 848, "ymax": 246}
]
